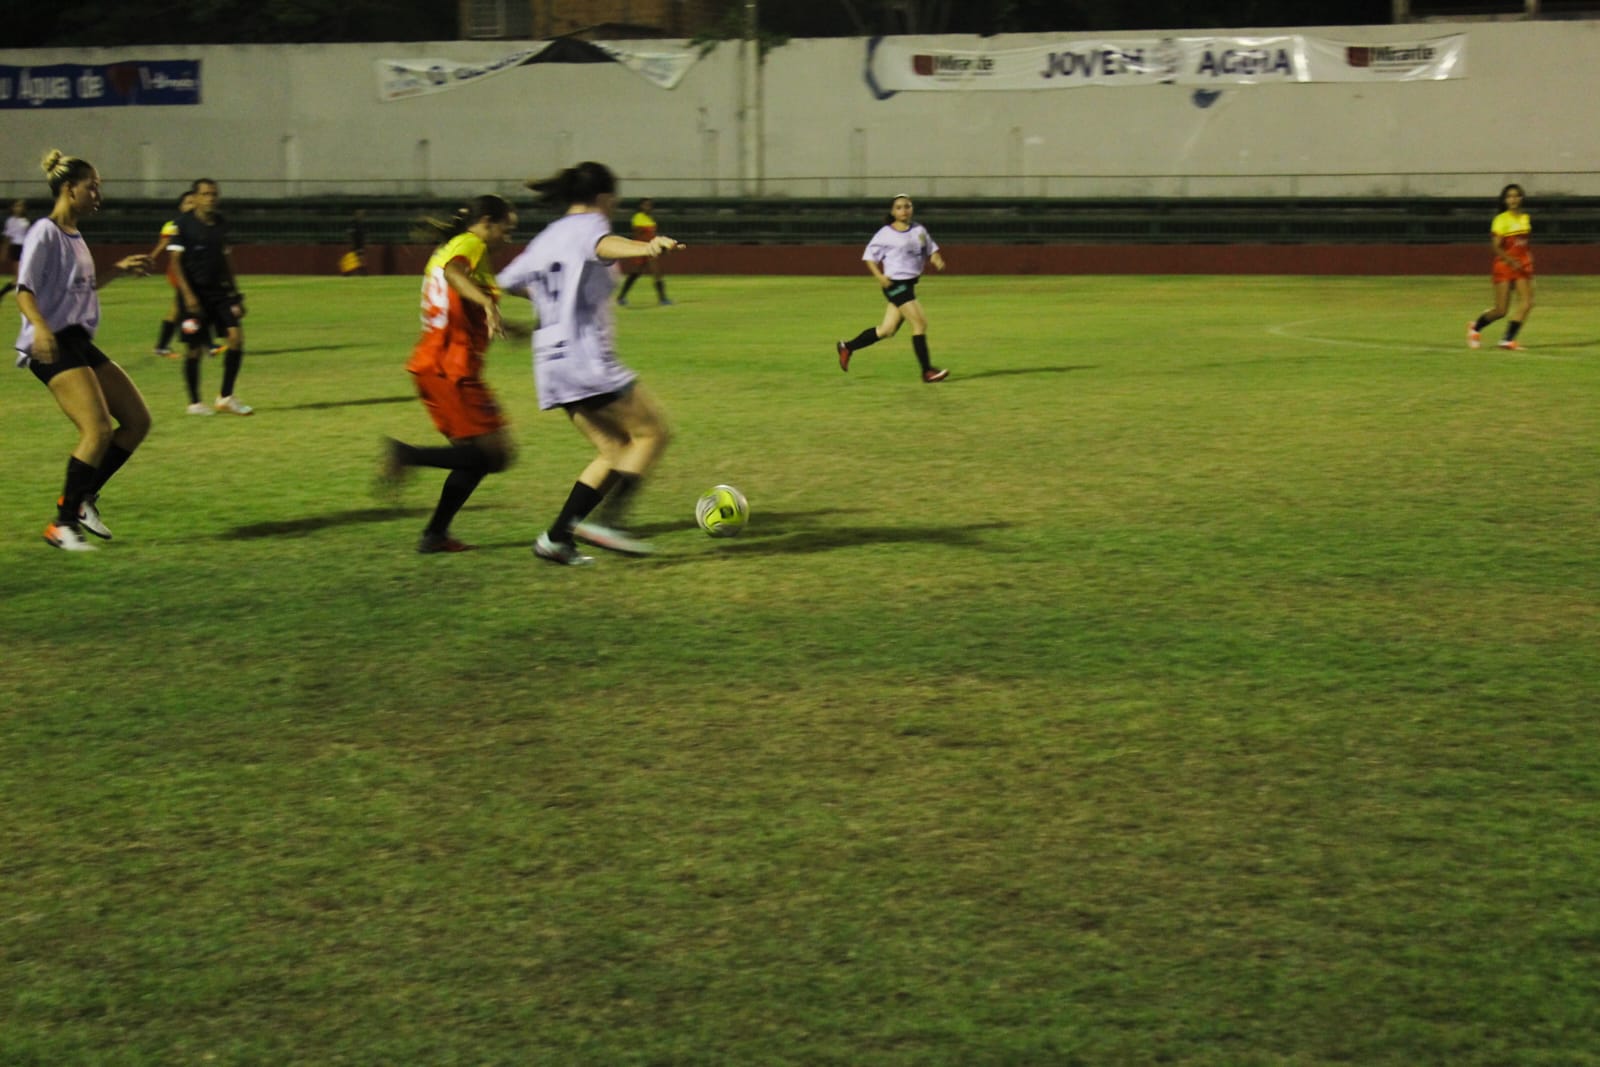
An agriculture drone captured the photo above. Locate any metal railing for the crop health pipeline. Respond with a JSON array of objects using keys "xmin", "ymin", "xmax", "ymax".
[
  {"xmin": 44, "ymin": 194, "xmax": 1600, "ymax": 247},
  {"xmin": 10, "ymin": 171, "xmax": 1600, "ymax": 204}
]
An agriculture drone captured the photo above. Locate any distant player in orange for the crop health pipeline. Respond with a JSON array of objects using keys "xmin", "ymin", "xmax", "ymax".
[
  {"xmin": 378, "ymin": 195, "xmax": 520, "ymax": 554},
  {"xmin": 615, "ymin": 196, "xmax": 672, "ymax": 306},
  {"xmin": 1467, "ymin": 183, "xmax": 1534, "ymax": 352},
  {"xmin": 149, "ymin": 190, "xmax": 194, "ymax": 356}
]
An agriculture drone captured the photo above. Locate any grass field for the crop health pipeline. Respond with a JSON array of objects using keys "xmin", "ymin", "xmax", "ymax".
[{"xmin": 3, "ymin": 271, "xmax": 1598, "ymax": 1065}]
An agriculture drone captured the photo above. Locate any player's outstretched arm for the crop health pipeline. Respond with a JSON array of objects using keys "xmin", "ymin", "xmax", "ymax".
[{"xmin": 597, "ymin": 234, "xmax": 684, "ymax": 262}]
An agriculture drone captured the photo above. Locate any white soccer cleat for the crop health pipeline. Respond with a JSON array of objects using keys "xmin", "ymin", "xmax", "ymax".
[
  {"xmin": 77, "ymin": 493, "xmax": 112, "ymax": 540},
  {"xmin": 571, "ymin": 521, "xmax": 654, "ymax": 556},
  {"xmin": 214, "ymin": 395, "xmax": 254, "ymax": 416},
  {"xmin": 43, "ymin": 522, "xmax": 97, "ymax": 551},
  {"xmin": 187, "ymin": 402, "xmax": 215, "ymax": 416},
  {"xmin": 534, "ymin": 532, "xmax": 595, "ymax": 566}
]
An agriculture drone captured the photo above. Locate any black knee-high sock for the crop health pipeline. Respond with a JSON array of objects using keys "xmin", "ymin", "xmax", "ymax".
[
  {"xmin": 184, "ymin": 355, "xmax": 202, "ymax": 403},
  {"xmin": 157, "ymin": 319, "xmax": 176, "ymax": 349},
  {"xmin": 425, "ymin": 469, "xmax": 485, "ymax": 537},
  {"xmin": 912, "ymin": 334, "xmax": 932, "ymax": 371},
  {"xmin": 847, "ymin": 327, "xmax": 880, "ymax": 352},
  {"xmin": 1505, "ymin": 319, "xmax": 1524, "ymax": 342},
  {"xmin": 397, "ymin": 442, "xmax": 491, "ymax": 471},
  {"xmin": 220, "ymin": 345, "xmax": 244, "ymax": 398},
  {"xmin": 618, "ymin": 273, "xmax": 640, "ymax": 300},
  {"xmin": 654, "ymin": 277, "xmax": 667, "ymax": 301},
  {"xmin": 58, "ymin": 457, "xmax": 99, "ymax": 524},
  {"xmin": 596, "ymin": 471, "xmax": 643, "ymax": 527},
  {"xmin": 90, "ymin": 444, "xmax": 134, "ymax": 493},
  {"xmin": 549, "ymin": 480, "xmax": 605, "ymax": 542},
  {"xmin": 1473, "ymin": 313, "xmax": 1493, "ymax": 332}
]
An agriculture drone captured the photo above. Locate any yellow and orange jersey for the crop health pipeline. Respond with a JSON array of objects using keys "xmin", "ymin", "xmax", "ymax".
[
  {"xmin": 407, "ymin": 231, "xmax": 499, "ymax": 379},
  {"xmin": 630, "ymin": 210, "xmax": 657, "ymax": 242},
  {"xmin": 1491, "ymin": 210, "xmax": 1532, "ymax": 258}
]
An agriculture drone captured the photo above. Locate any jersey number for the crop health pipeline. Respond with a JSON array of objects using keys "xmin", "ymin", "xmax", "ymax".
[
  {"xmin": 421, "ymin": 268, "xmax": 450, "ymax": 330},
  {"xmin": 532, "ymin": 264, "xmax": 562, "ymax": 326}
]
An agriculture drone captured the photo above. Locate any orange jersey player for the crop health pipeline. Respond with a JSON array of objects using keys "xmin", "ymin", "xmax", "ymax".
[
  {"xmin": 616, "ymin": 196, "xmax": 673, "ymax": 306},
  {"xmin": 149, "ymin": 190, "xmax": 194, "ymax": 356},
  {"xmin": 380, "ymin": 195, "xmax": 520, "ymax": 554},
  {"xmin": 1467, "ymin": 184, "xmax": 1535, "ymax": 352}
]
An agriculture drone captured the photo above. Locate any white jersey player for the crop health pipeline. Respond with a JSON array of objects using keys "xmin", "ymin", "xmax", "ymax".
[
  {"xmin": 13, "ymin": 149, "xmax": 152, "ymax": 552},
  {"xmin": 833, "ymin": 194, "xmax": 948, "ymax": 382},
  {"xmin": 501, "ymin": 161, "xmax": 684, "ymax": 566},
  {"xmin": 499, "ymin": 211, "xmax": 634, "ymax": 409}
]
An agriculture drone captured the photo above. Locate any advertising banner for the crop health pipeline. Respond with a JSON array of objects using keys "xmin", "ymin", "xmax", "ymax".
[
  {"xmin": 865, "ymin": 34, "xmax": 1465, "ymax": 96},
  {"xmin": 0, "ymin": 61, "xmax": 201, "ymax": 109},
  {"xmin": 1300, "ymin": 35, "xmax": 1467, "ymax": 82}
]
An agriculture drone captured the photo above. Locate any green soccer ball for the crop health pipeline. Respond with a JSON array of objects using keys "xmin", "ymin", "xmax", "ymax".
[{"xmin": 695, "ymin": 484, "xmax": 750, "ymax": 538}]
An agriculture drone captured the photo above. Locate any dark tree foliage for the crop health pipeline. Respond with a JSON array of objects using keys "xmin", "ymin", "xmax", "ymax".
[
  {"xmin": 16, "ymin": 0, "xmax": 455, "ymax": 47},
  {"xmin": 13, "ymin": 0, "xmax": 1395, "ymax": 46}
]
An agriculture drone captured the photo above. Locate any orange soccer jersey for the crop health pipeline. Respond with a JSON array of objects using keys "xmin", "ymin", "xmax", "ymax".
[
  {"xmin": 1491, "ymin": 209, "xmax": 1533, "ymax": 282},
  {"xmin": 407, "ymin": 231, "xmax": 500, "ymax": 380},
  {"xmin": 406, "ymin": 232, "xmax": 505, "ymax": 439},
  {"xmin": 624, "ymin": 209, "xmax": 658, "ymax": 273}
]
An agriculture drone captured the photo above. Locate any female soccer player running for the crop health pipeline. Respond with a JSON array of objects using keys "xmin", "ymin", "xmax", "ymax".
[
  {"xmin": 12, "ymin": 150, "xmax": 152, "ymax": 551},
  {"xmin": 835, "ymin": 194, "xmax": 948, "ymax": 382},
  {"xmin": 499, "ymin": 162, "xmax": 684, "ymax": 566},
  {"xmin": 381, "ymin": 195, "xmax": 519, "ymax": 554},
  {"xmin": 1467, "ymin": 183, "xmax": 1535, "ymax": 352}
]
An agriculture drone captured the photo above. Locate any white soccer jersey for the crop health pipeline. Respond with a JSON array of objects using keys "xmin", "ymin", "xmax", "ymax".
[
  {"xmin": 499, "ymin": 212, "xmax": 636, "ymax": 410},
  {"xmin": 864, "ymin": 223, "xmax": 939, "ymax": 281},
  {"xmin": 13, "ymin": 219, "xmax": 100, "ymax": 368},
  {"xmin": 5, "ymin": 214, "xmax": 28, "ymax": 248}
]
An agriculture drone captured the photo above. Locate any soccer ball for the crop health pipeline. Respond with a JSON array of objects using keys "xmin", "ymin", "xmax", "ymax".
[{"xmin": 695, "ymin": 484, "xmax": 749, "ymax": 537}]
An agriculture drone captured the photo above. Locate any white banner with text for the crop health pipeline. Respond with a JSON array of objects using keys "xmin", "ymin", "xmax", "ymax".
[{"xmin": 864, "ymin": 34, "xmax": 1466, "ymax": 95}]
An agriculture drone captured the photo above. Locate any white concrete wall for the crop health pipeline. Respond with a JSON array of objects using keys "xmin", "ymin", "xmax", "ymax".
[{"xmin": 3, "ymin": 21, "xmax": 1598, "ymax": 199}]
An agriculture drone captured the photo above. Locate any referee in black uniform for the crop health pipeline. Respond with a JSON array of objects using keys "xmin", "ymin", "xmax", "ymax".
[{"xmin": 173, "ymin": 178, "xmax": 252, "ymax": 415}]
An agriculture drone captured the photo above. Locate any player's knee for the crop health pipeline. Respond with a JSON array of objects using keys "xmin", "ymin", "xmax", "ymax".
[
  {"xmin": 481, "ymin": 441, "xmax": 514, "ymax": 473},
  {"xmin": 120, "ymin": 406, "xmax": 153, "ymax": 444},
  {"xmin": 80, "ymin": 416, "xmax": 115, "ymax": 455}
]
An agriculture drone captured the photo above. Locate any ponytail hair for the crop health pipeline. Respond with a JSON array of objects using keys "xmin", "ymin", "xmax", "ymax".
[
  {"xmin": 525, "ymin": 161, "xmax": 617, "ymax": 207},
  {"xmin": 416, "ymin": 194, "xmax": 514, "ymax": 244},
  {"xmin": 42, "ymin": 149, "xmax": 94, "ymax": 198}
]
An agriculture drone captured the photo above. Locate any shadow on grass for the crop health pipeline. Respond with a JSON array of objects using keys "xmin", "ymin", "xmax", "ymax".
[
  {"xmin": 957, "ymin": 364, "xmax": 1098, "ymax": 381},
  {"xmin": 635, "ymin": 508, "xmax": 1015, "ymax": 565},
  {"xmin": 248, "ymin": 344, "xmax": 374, "ymax": 357},
  {"xmin": 278, "ymin": 395, "xmax": 416, "ymax": 411},
  {"xmin": 217, "ymin": 503, "xmax": 501, "ymax": 540}
]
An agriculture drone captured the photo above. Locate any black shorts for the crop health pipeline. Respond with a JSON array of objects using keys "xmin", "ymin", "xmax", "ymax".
[
  {"xmin": 883, "ymin": 278, "xmax": 920, "ymax": 307},
  {"xmin": 560, "ymin": 382, "xmax": 635, "ymax": 415},
  {"xmin": 27, "ymin": 325, "xmax": 109, "ymax": 385},
  {"xmin": 6, "ymin": 243, "xmax": 20, "ymax": 264},
  {"xmin": 181, "ymin": 289, "xmax": 239, "ymax": 348}
]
